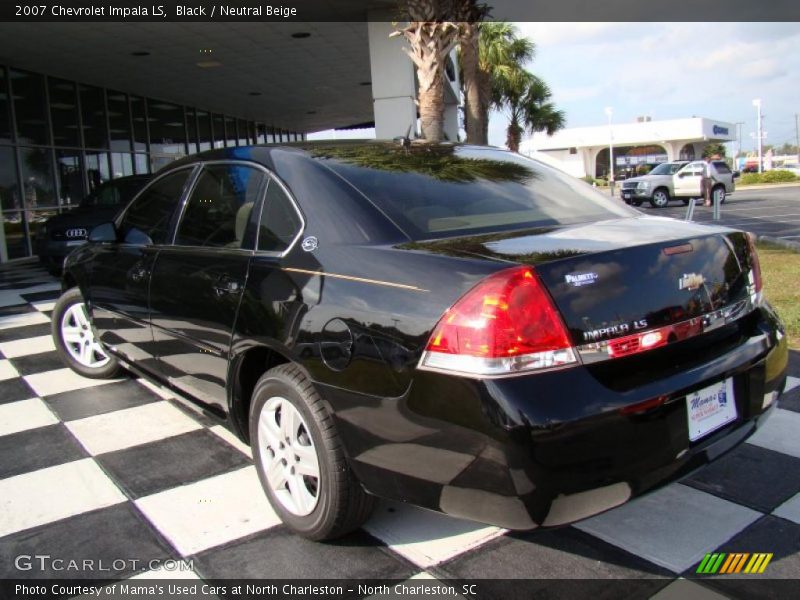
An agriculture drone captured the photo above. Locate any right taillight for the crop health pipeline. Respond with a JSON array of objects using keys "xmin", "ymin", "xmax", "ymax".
[
  {"xmin": 418, "ymin": 266, "xmax": 577, "ymax": 377},
  {"xmin": 745, "ymin": 232, "xmax": 763, "ymax": 300}
]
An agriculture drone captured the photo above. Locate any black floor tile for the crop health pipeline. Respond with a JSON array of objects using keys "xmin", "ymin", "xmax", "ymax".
[
  {"xmin": 0, "ymin": 503, "xmax": 175, "ymax": 579},
  {"xmin": 0, "ymin": 424, "xmax": 88, "ymax": 479},
  {"xmin": 687, "ymin": 516, "xmax": 800, "ymax": 599},
  {"xmin": 438, "ymin": 528, "xmax": 671, "ymax": 600},
  {"xmin": 44, "ymin": 378, "xmax": 158, "ymax": 421},
  {"xmin": 0, "ymin": 323, "xmax": 52, "ymax": 343},
  {"xmin": 0, "ymin": 305, "xmax": 35, "ymax": 318},
  {"xmin": 683, "ymin": 443, "xmax": 800, "ymax": 513},
  {"xmin": 0, "ymin": 377, "xmax": 38, "ymax": 404},
  {"xmin": 20, "ymin": 290, "xmax": 61, "ymax": 302},
  {"xmin": 9, "ymin": 350, "xmax": 65, "ymax": 376},
  {"xmin": 96, "ymin": 429, "xmax": 251, "ymax": 499},
  {"xmin": 193, "ymin": 527, "xmax": 414, "ymax": 579}
]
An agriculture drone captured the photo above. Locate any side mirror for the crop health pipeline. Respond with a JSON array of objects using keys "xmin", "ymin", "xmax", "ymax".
[
  {"xmin": 733, "ymin": 171, "xmax": 741, "ymax": 179},
  {"xmin": 88, "ymin": 222, "xmax": 118, "ymax": 243}
]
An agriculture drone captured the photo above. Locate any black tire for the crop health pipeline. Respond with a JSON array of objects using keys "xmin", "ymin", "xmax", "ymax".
[
  {"xmin": 713, "ymin": 185, "xmax": 727, "ymax": 204},
  {"xmin": 630, "ymin": 198, "xmax": 643, "ymax": 207},
  {"xmin": 649, "ymin": 188, "xmax": 671, "ymax": 208},
  {"xmin": 52, "ymin": 287, "xmax": 122, "ymax": 379},
  {"xmin": 681, "ymin": 198, "xmax": 690, "ymax": 206},
  {"xmin": 249, "ymin": 363, "xmax": 375, "ymax": 540}
]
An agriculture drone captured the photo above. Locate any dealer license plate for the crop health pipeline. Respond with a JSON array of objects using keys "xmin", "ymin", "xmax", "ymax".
[
  {"xmin": 622, "ymin": 192, "xmax": 632, "ymax": 199},
  {"xmin": 686, "ymin": 379, "xmax": 736, "ymax": 442}
]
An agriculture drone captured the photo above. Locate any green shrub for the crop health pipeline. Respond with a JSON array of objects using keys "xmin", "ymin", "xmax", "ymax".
[{"xmin": 739, "ymin": 170, "xmax": 799, "ymax": 185}]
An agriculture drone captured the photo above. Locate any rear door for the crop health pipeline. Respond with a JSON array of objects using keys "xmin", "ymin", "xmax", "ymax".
[
  {"xmin": 673, "ymin": 161, "xmax": 704, "ymax": 197},
  {"xmin": 90, "ymin": 167, "xmax": 195, "ymax": 369},
  {"xmin": 148, "ymin": 162, "xmax": 268, "ymax": 413}
]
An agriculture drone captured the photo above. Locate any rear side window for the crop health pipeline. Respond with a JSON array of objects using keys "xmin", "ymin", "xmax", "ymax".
[
  {"xmin": 315, "ymin": 145, "xmax": 636, "ymax": 240},
  {"xmin": 713, "ymin": 162, "xmax": 731, "ymax": 174},
  {"xmin": 175, "ymin": 164, "xmax": 266, "ymax": 249},
  {"xmin": 119, "ymin": 169, "xmax": 190, "ymax": 245},
  {"xmin": 257, "ymin": 181, "xmax": 302, "ymax": 252}
]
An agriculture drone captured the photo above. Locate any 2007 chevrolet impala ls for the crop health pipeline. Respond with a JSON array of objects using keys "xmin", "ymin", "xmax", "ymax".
[{"xmin": 52, "ymin": 141, "xmax": 788, "ymax": 540}]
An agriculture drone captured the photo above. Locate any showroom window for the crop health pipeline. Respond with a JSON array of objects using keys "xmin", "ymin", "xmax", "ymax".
[
  {"xmin": 130, "ymin": 95, "xmax": 148, "ymax": 152},
  {"xmin": 258, "ymin": 180, "xmax": 302, "ymax": 253},
  {"xmin": 19, "ymin": 147, "xmax": 56, "ymax": 209},
  {"xmin": 212, "ymin": 113, "xmax": 225, "ymax": 148},
  {"xmin": 85, "ymin": 152, "xmax": 111, "ymax": 192},
  {"xmin": 0, "ymin": 66, "xmax": 11, "ymax": 144},
  {"xmin": 80, "ymin": 84, "xmax": 108, "ymax": 149},
  {"xmin": 120, "ymin": 169, "xmax": 191, "ymax": 245},
  {"xmin": 175, "ymin": 164, "xmax": 266, "ymax": 249},
  {"xmin": 55, "ymin": 149, "xmax": 85, "ymax": 206},
  {"xmin": 197, "ymin": 110, "xmax": 212, "ymax": 151},
  {"xmin": 107, "ymin": 90, "xmax": 132, "ymax": 152},
  {"xmin": 48, "ymin": 78, "xmax": 80, "ymax": 147},
  {"xmin": 12, "ymin": 69, "xmax": 50, "ymax": 146}
]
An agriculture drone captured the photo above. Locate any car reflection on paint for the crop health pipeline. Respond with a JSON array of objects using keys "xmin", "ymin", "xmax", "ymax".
[{"xmin": 52, "ymin": 141, "xmax": 787, "ymax": 540}]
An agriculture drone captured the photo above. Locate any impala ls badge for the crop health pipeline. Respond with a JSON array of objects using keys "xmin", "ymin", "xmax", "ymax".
[
  {"xmin": 679, "ymin": 273, "xmax": 705, "ymax": 291},
  {"xmin": 565, "ymin": 272, "xmax": 599, "ymax": 287}
]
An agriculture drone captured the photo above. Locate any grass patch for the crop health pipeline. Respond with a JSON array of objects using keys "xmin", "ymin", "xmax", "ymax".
[
  {"xmin": 758, "ymin": 241, "xmax": 800, "ymax": 349},
  {"xmin": 739, "ymin": 170, "xmax": 799, "ymax": 185}
]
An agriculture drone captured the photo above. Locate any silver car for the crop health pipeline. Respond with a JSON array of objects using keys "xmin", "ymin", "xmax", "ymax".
[{"xmin": 621, "ymin": 160, "xmax": 736, "ymax": 208}]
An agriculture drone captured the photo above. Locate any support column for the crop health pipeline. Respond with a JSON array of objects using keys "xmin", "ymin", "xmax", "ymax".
[{"xmin": 367, "ymin": 21, "xmax": 417, "ymax": 140}]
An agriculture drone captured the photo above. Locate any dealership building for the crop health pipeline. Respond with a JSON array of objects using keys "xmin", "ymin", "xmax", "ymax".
[
  {"xmin": 519, "ymin": 117, "xmax": 737, "ymax": 180},
  {"xmin": 0, "ymin": 19, "xmax": 458, "ymax": 262}
]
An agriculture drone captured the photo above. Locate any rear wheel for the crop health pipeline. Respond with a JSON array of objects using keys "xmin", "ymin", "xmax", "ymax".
[
  {"xmin": 249, "ymin": 364, "xmax": 375, "ymax": 540},
  {"xmin": 649, "ymin": 188, "xmax": 670, "ymax": 208},
  {"xmin": 52, "ymin": 287, "xmax": 121, "ymax": 379},
  {"xmin": 713, "ymin": 185, "xmax": 726, "ymax": 204}
]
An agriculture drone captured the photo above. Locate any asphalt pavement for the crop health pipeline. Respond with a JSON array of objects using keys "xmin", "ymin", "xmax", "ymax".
[{"xmin": 608, "ymin": 185, "xmax": 800, "ymax": 244}]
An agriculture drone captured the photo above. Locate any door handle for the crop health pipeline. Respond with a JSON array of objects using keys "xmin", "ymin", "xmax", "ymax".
[
  {"xmin": 129, "ymin": 265, "xmax": 149, "ymax": 283},
  {"xmin": 213, "ymin": 276, "xmax": 243, "ymax": 296}
]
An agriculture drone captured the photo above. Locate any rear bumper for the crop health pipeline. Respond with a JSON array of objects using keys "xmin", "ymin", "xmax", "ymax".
[{"xmin": 329, "ymin": 304, "xmax": 788, "ymax": 529}]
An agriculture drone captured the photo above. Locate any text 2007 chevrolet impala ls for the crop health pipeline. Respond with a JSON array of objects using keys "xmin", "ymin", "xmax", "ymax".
[{"xmin": 52, "ymin": 141, "xmax": 788, "ymax": 539}]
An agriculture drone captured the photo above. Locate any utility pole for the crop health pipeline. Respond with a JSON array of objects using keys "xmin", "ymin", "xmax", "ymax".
[
  {"xmin": 752, "ymin": 99, "xmax": 763, "ymax": 173},
  {"xmin": 795, "ymin": 113, "xmax": 799, "ymax": 162},
  {"xmin": 735, "ymin": 122, "xmax": 744, "ymax": 158},
  {"xmin": 605, "ymin": 107, "xmax": 614, "ymax": 196}
]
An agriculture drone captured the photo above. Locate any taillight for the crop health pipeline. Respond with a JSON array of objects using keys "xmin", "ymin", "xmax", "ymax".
[
  {"xmin": 745, "ymin": 232, "xmax": 763, "ymax": 298},
  {"xmin": 418, "ymin": 266, "xmax": 577, "ymax": 377}
]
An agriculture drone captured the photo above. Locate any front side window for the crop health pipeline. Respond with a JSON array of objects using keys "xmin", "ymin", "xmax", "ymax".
[
  {"xmin": 175, "ymin": 164, "xmax": 266, "ymax": 249},
  {"xmin": 119, "ymin": 169, "xmax": 190, "ymax": 245},
  {"xmin": 258, "ymin": 181, "xmax": 303, "ymax": 253}
]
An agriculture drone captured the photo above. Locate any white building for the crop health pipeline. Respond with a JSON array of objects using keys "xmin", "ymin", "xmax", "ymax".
[{"xmin": 519, "ymin": 117, "xmax": 737, "ymax": 179}]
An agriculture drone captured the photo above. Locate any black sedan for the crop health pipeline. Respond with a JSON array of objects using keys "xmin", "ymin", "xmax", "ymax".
[
  {"xmin": 52, "ymin": 142, "xmax": 788, "ymax": 540},
  {"xmin": 36, "ymin": 174, "xmax": 150, "ymax": 274}
]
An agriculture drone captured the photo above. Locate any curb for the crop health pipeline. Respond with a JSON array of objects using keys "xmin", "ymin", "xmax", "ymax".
[
  {"xmin": 757, "ymin": 235, "xmax": 800, "ymax": 252},
  {"xmin": 736, "ymin": 182, "xmax": 800, "ymax": 191}
]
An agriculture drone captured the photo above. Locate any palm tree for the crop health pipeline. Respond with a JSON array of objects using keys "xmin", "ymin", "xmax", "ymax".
[
  {"xmin": 472, "ymin": 22, "xmax": 535, "ymax": 145},
  {"xmin": 393, "ymin": 2, "xmax": 460, "ymax": 141},
  {"xmin": 495, "ymin": 72, "xmax": 565, "ymax": 152},
  {"xmin": 453, "ymin": 2, "xmax": 490, "ymax": 144}
]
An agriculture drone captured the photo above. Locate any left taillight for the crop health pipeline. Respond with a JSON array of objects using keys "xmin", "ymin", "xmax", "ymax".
[{"xmin": 418, "ymin": 265, "xmax": 577, "ymax": 377}]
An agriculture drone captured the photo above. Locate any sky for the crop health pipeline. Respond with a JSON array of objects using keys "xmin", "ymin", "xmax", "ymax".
[
  {"xmin": 310, "ymin": 22, "xmax": 800, "ymax": 154},
  {"xmin": 489, "ymin": 22, "xmax": 800, "ymax": 152}
]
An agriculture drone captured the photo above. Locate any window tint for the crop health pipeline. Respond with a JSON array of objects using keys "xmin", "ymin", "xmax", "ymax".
[
  {"xmin": 120, "ymin": 170, "xmax": 190, "ymax": 245},
  {"xmin": 176, "ymin": 164, "xmax": 266, "ymax": 249},
  {"xmin": 713, "ymin": 162, "xmax": 731, "ymax": 174},
  {"xmin": 258, "ymin": 181, "xmax": 302, "ymax": 252}
]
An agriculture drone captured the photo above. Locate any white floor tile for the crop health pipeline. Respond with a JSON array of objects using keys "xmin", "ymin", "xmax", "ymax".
[
  {"xmin": 784, "ymin": 376, "xmax": 800, "ymax": 394},
  {"xmin": 364, "ymin": 501, "xmax": 505, "ymax": 568},
  {"xmin": 0, "ymin": 335, "xmax": 56, "ymax": 358},
  {"xmin": 65, "ymin": 401, "xmax": 203, "ymax": 455},
  {"xmin": 0, "ymin": 458, "xmax": 126, "ymax": 536},
  {"xmin": 135, "ymin": 466, "xmax": 280, "ymax": 556},
  {"xmin": 0, "ymin": 398, "xmax": 58, "ymax": 437},
  {"xmin": 0, "ymin": 359, "xmax": 19, "ymax": 381},
  {"xmin": 773, "ymin": 492, "xmax": 800, "ymax": 525},
  {"xmin": 747, "ymin": 408, "xmax": 800, "ymax": 458},
  {"xmin": 0, "ymin": 311, "xmax": 50, "ymax": 331},
  {"xmin": 649, "ymin": 578, "xmax": 729, "ymax": 600},
  {"xmin": 31, "ymin": 300, "xmax": 57, "ymax": 312},
  {"xmin": 575, "ymin": 483, "xmax": 760, "ymax": 573},
  {"xmin": 136, "ymin": 377, "xmax": 175, "ymax": 400},
  {"xmin": 24, "ymin": 367, "xmax": 119, "ymax": 397},
  {"xmin": 209, "ymin": 425, "xmax": 252, "ymax": 458}
]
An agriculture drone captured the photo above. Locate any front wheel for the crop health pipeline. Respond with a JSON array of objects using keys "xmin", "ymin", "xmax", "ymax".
[
  {"xmin": 250, "ymin": 364, "xmax": 375, "ymax": 540},
  {"xmin": 52, "ymin": 287, "xmax": 121, "ymax": 379},
  {"xmin": 649, "ymin": 188, "xmax": 671, "ymax": 208}
]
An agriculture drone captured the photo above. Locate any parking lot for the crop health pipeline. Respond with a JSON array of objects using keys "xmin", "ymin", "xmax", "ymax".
[
  {"xmin": 0, "ymin": 260, "xmax": 799, "ymax": 599},
  {"xmin": 617, "ymin": 185, "xmax": 800, "ymax": 243}
]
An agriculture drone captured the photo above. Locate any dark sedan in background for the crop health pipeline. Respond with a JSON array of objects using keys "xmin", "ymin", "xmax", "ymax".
[
  {"xmin": 52, "ymin": 142, "xmax": 787, "ymax": 540},
  {"xmin": 36, "ymin": 174, "xmax": 150, "ymax": 274}
]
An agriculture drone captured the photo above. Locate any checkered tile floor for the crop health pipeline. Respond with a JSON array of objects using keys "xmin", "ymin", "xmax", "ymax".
[{"xmin": 1, "ymin": 259, "xmax": 799, "ymax": 598}]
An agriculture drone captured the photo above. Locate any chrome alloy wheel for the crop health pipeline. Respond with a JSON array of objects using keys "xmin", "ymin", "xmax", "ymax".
[
  {"xmin": 258, "ymin": 396, "xmax": 321, "ymax": 516},
  {"xmin": 60, "ymin": 303, "xmax": 110, "ymax": 368}
]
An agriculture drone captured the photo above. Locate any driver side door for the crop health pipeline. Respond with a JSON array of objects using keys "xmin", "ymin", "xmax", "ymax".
[{"xmin": 673, "ymin": 161, "xmax": 704, "ymax": 197}]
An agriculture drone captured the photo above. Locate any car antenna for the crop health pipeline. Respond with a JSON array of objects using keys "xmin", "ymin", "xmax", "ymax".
[{"xmin": 393, "ymin": 122, "xmax": 415, "ymax": 153}]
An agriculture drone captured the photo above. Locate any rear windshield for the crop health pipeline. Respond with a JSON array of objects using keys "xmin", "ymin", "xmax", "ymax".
[{"xmin": 314, "ymin": 145, "xmax": 636, "ymax": 240}]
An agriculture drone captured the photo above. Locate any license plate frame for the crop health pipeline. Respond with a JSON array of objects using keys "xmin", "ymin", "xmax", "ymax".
[{"xmin": 686, "ymin": 378, "xmax": 737, "ymax": 442}]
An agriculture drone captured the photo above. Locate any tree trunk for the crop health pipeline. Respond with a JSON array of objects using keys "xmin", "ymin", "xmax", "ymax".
[
  {"xmin": 459, "ymin": 23, "xmax": 482, "ymax": 145},
  {"xmin": 506, "ymin": 119, "xmax": 522, "ymax": 153},
  {"xmin": 476, "ymin": 68, "xmax": 491, "ymax": 145},
  {"xmin": 418, "ymin": 56, "xmax": 445, "ymax": 141}
]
